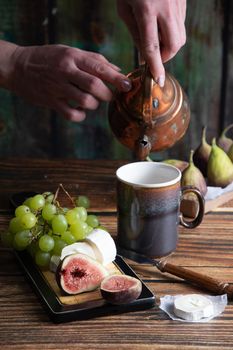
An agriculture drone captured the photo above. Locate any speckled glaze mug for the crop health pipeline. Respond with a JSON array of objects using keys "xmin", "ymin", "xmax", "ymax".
[{"xmin": 116, "ymin": 162, "xmax": 204, "ymax": 258}]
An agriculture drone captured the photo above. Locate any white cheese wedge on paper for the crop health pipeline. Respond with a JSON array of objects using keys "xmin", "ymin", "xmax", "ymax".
[{"xmin": 174, "ymin": 294, "xmax": 214, "ymax": 321}]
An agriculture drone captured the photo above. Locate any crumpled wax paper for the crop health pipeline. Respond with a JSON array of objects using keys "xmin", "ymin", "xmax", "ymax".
[
  {"xmin": 205, "ymin": 182, "xmax": 233, "ymax": 201},
  {"xmin": 159, "ymin": 294, "xmax": 228, "ymax": 323}
]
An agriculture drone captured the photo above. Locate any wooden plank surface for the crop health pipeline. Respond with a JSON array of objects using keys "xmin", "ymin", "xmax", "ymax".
[{"xmin": 1, "ymin": 159, "xmax": 233, "ymax": 349}]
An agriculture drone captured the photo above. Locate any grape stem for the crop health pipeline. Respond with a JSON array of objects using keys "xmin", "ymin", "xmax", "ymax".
[
  {"xmin": 30, "ymin": 228, "xmax": 43, "ymax": 243},
  {"xmin": 53, "ymin": 183, "xmax": 76, "ymax": 208}
]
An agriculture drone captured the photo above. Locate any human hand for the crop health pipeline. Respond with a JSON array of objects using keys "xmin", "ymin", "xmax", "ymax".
[
  {"xmin": 117, "ymin": 0, "xmax": 186, "ymax": 86},
  {"xmin": 9, "ymin": 44, "xmax": 132, "ymax": 122}
]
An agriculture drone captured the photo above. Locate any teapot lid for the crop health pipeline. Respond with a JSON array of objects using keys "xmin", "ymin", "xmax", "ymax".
[{"xmin": 120, "ymin": 64, "xmax": 182, "ymax": 127}]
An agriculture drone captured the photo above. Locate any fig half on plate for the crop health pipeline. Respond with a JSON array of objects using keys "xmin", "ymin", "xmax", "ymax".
[
  {"xmin": 100, "ymin": 274, "xmax": 142, "ymax": 304},
  {"xmin": 56, "ymin": 253, "xmax": 109, "ymax": 295}
]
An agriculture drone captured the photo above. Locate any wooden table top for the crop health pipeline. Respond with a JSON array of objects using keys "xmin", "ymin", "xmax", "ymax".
[{"xmin": 1, "ymin": 158, "xmax": 233, "ymax": 350}]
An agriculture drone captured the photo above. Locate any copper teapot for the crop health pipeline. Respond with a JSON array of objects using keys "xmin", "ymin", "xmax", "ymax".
[{"xmin": 108, "ymin": 64, "xmax": 190, "ymax": 160}]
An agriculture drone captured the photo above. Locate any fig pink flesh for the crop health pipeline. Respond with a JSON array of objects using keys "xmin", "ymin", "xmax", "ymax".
[
  {"xmin": 59, "ymin": 254, "xmax": 108, "ymax": 294},
  {"xmin": 100, "ymin": 275, "xmax": 142, "ymax": 304},
  {"xmin": 102, "ymin": 275, "xmax": 136, "ymax": 291}
]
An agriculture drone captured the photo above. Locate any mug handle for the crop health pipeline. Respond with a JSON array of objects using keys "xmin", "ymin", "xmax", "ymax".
[{"xmin": 179, "ymin": 186, "xmax": 205, "ymax": 228}]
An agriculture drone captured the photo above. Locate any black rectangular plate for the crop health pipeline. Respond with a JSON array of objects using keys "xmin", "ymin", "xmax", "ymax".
[{"xmin": 14, "ymin": 251, "xmax": 155, "ymax": 323}]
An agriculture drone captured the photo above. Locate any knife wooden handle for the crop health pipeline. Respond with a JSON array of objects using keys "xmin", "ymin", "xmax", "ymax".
[{"xmin": 157, "ymin": 260, "xmax": 233, "ymax": 299}]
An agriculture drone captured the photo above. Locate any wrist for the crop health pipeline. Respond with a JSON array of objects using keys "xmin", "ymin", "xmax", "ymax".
[{"xmin": 0, "ymin": 40, "xmax": 20, "ymax": 90}]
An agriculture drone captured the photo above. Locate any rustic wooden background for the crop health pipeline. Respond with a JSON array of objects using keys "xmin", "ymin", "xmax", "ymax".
[{"xmin": 0, "ymin": 0, "xmax": 232, "ymax": 160}]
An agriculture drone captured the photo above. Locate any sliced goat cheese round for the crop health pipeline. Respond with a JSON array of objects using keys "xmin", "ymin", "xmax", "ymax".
[
  {"xmin": 60, "ymin": 241, "xmax": 96, "ymax": 261},
  {"xmin": 174, "ymin": 294, "xmax": 214, "ymax": 321},
  {"xmin": 84, "ymin": 228, "xmax": 117, "ymax": 266}
]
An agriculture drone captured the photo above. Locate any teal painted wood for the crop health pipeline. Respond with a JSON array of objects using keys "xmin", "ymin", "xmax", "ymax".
[
  {"xmin": 224, "ymin": 1, "xmax": 233, "ymax": 130},
  {"xmin": 0, "ymin": 0, "xmax": 52, "ymax": 157},
  {"xmin": 151, "ymin": 0, "xmax": 225, "ymax": 162},
  {"xmin": 0, "ymin": 0, "xmax": 231, "ymax": 160},
  {"xmin": 56, "ymin": 0, "xmax": 135, "ymax": 159}
]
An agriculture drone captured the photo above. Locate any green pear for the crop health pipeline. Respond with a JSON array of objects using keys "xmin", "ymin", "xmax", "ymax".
[
  {"xmin": 181, "ymin": 150, "xmax": 207, "ymax": 196},
  {"xmin": 193, "ymin": 126, "xmax": 211, "ymax": 177},
  {"xmin": 207, "ymin": 138, "xmax": 233, "ymax": 187}
]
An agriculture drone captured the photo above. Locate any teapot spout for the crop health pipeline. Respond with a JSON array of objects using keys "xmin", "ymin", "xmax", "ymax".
[{"xmin": 134, "ymin": 135, "xmax": 152, "ymax": 160}]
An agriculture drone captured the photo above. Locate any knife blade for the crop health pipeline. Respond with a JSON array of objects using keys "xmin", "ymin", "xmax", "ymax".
[
  {"xmin": 117, "ymin": 245, "xmax": 233, "ymax": 299},
  {"xmin": 117, "ymin": 245, "xmax": 160, "ymax": 266}
]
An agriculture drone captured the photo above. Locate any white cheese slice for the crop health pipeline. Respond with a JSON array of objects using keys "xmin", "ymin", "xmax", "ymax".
[
  {"xmin": 84, "ymin": 228, "xmax": 117, "ymax": 266},
  {"xmin": 50, "ymin": 255, "xmax": 61, "ymax": 273},
  {"xmin": 174, "ymin": 294, "xmax": 214, "ymax": 321},
  {"xmin": 60, "ymin": 241, "xmax": 96, "ymax": 261}
]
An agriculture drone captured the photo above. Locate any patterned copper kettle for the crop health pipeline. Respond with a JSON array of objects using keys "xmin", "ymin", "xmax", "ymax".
[{"xmin": 108, "ymin": 64, "xmax": 190, "ymax": 160}]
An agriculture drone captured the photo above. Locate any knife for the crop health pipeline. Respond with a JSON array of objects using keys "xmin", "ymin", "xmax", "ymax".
[{"xmin": 117, "ymin": 245, "xmax": 233, "ymax": 299}]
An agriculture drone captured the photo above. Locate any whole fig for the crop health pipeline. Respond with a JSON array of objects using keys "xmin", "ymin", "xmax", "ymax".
[
  {"xmin": 56, "ymin": 253, "xmax": 109, "ymax": 295},
  {"xmin": 228, "ymin": 143, "xmax": 233, "ymax": 162},
  {"xmin": 217, "ymin": 123, "xmax": 233, "ymax": 153},
  {"xmin": 193, "ymin": 126, "xmax": 211, "ymax": 177},
  {"xmin": 162, "ymin": 159, "xmax": 189, "ymax": 172},
  {"xmin": 207, "ymin": 138, "xmax": 233, "ymax": 187},
  {"xmin": 181, "ymin": 149, "xmax": 207, "ymax": 196},
  {"xmin": 100, "ymin": 274, "xmax": 142, "ymax": 305}
]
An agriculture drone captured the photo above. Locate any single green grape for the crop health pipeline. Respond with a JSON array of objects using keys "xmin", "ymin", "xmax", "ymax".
[
  {"xmin": 52, "ymin": 235, "xmax": 61, "ymax": 242},
  {"xmin": 70, "ymin": 220, "xmax": 89, "ymax": 240},
  {"xmin": 75, "ymin": 195, "xmax": 90, "ymax": 209},
  {"xmin": 86, "ymin": 214, "xmax": 99, "ymax": 228},
  {"xmin": 52, "ymin": 238, "xmax": 67, "ymax": 255},
  {"xmin": 30, "ymin": 194, "xmax": 45, "ymax": 211},
  {"xmin": 39, "ymin": 235, "xmax": 55, "ymax": 252},
  {"xmin": 35, "ymin": 250, "xmax": 51, "ymax": 267},
  {"xmin": 87, "ymin": 226, "xmax": 93, "ymax": 234},
  {"xmin": 9, "ymin": 217, "xmax": 23, "ymax": 234},
  {"xmin": 73, "ymin": 206, "xmax": 87, "ymax": 222},
  {"xmin": 65, "ymin": 209, "xmax": 79, "ymax": 225},
  {"xmin": 14, "ymin": 230, "xmax": 31, "ymax": 249},
  {"xmin": 42, "ymin": 192, "xmax": 54, "ymax": 203},
  {"xmin": 15, "ymin": 205, "xmax": 30, "ymax": 218},
  {"xmin": 23, "ymin": 197, "xmax": 32, "ymax": 207},
  {"xmin": 20, "ymin": 212, "xmax": 37, "ymax": 229},
  {"xmin": 61, "ymin": 231, "xmax": 76, "ymax": 245},
  {"xmin": 42, "ymin": 203, "xmax": 57, "ymax": 221},
  {"xmin": 52, "ymin": 214, "xmax": 68, "ymax": 234},
  {"xmin": 1, "ymin": 231, "xmax": 14, "ymax": 247}
]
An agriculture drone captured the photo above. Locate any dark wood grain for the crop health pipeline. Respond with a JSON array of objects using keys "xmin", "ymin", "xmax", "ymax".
[{"xmin": 1, "ymin": 159, "xmax": 233, "ymax": 349}]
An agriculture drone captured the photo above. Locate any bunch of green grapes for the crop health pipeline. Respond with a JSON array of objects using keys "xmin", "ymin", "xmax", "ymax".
[{"xmin": 1, "ymin": 191, "xmax": 103, "ymax": 269}]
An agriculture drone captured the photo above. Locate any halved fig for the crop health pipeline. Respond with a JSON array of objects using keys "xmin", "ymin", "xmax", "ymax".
[
  {"xmin": 56, "ymin": 253, "xmax": 109, "ymax": 295},
  {"xmin": 100, "ymin": 274, "xmax": 142, "ymax": 304}
]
